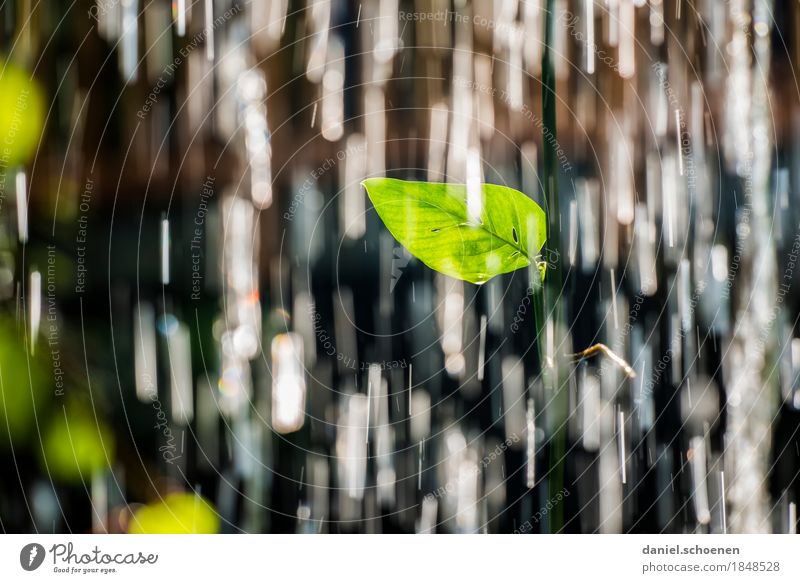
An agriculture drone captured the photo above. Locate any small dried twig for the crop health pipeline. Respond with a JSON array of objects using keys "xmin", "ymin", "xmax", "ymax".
[{"xmin": 570, "ymin": 343, "xmax": 637, "ymax": 379}]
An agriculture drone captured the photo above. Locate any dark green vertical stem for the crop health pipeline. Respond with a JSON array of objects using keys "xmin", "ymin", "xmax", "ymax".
[{"xmin": 541, "ymin": 0, "xmax": 567, "ymax": 533}]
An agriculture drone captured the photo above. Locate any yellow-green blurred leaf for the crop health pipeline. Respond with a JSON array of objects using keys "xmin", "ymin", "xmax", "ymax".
[
  {"xmin": 0, "ymin": 61, "xmax": 45, "ymax": 167},
  {"xmin": 128, "ymin": 493, "xmax": 220, "ymax": 534}
]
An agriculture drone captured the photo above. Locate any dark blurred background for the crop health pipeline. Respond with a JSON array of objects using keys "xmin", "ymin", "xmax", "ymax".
[{"xmin": 0, "ymin": 0, "xmax": 798, "ymax": 534}]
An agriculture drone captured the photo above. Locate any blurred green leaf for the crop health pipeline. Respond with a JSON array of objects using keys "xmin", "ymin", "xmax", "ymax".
[
  {"xmin": 0, "ymin": 60, "xmax": 45, "ymax": 167},
  {"xmin": 0, "ymin": 318, "xmax": 48, "ymax": 447},
  {"xmin": 128, "ymin": 493, "xmax": 220, "ymax": 534},
  {"xmin": 362, "ymin": 178, "xmax": 546, "ymax": 284},
  {"xmin": 40, "ymin": 402, "xmax": 114, "ymax": 482}
]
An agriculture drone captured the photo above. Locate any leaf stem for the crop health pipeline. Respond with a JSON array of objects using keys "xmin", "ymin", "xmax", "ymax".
[{"xmin": 540, "ymin": 0, "xmax": 568, "ymax": 533}]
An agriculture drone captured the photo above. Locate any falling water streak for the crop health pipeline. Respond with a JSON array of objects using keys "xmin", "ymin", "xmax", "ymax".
[
  {"xmin": 619, "ymin": 0, "xmax": 635, "ymax": 78},
  {"xmin": 617, "ymin": 408, "xmax": 626, "ymax": 484},
  {"xmin": 408, "ymin": 363, "xmax": 413, "ymax": 416},
  {"xmin": 675, "ymin": 109, "xmax": 684, "ymax": 176},
  {"xmin": 252, "ymin": 0, "xmax": 287, "ymax": 50},
  {"xmin": 365, "ymin": 378, "xmax": 372, "ymax": 444},
  {"xmin": 720, "ymin": 471, "xmax": 727, "ymax": 534},
  {"xmin": 174, "ymin": 0, "xmax": 186, "ymax": 36},
  {"xmin": 240, "ymin": 68, "xmax": 273, "ymax": 209},
  {"xmin": 120, "ymin": 0, "xmax": 138, "ymax": 82},
  {"xmin": 90, "ymin": 470, "xmax": 108, "ymax": 533},
  {"xmin": 727, "ymin": 0, "xmax": 777, "ymax": 534},
  {"xmin": 664, "ymin": 160, "xmax": 676, "ymax": 247},
  {"xmin": 465, "ymin": 148, "xmax": 483, "ymax": 223},
  {"xmin": 526, "ymin": 398, "xmax": 536, "ymax": 488},
  {"xmin": 15, "ymin": 171, "xmax": 28, "ymax": 243},
  {"xmin": 585, "ymin": 0, "xmax": 594, "ymax": 74},
  {"xmin": 581, "ymin": 368, "xmax": 600, "ymax": 451},
  {"xmin": 501, "ymin": 357, "xmax": 526, "ymax": 444},
  {"xmin": 617, "ymin": 408, "xmax": 628, "ymax": 484},
  {"xmin": 134, "ymin": 301, "xmax": 157, "ymax": 402},
  {"xmin": 477, "ymin": 315, "xmax": 487, "ymax": 381},
  {"xmin": 650, "ymin": 0, "xmax": 664, "ymax": 44},
  {"xmin": 696, "ymin": 327, "xmax": 701, "ymax": 362},
  {"xmin": 338, "ymin": 394, "xmax": 367, "ymax": 501},
  {"xmin": 427, "ymin": 102, "xmax": 448, "ymax": 181},
  {"xmin": 321, "ymin": 36, "xmax": 345, "ymax": 142},
  {"xmin": 29, "ymin": 270, "xmax": 41, "ymax": 355},
  {"xmin": 418, "ymin": 496, "xmax": 437, "ymax": 533},
  {"xmin": 417, "ymin": 440, "xmax": 423, "ymax": 490},
  {"xmin": 568, "ymin": 199, "xmax": 578, "ymax": 267},
  {"xmin": 690, "ymin": 436, "xmax": 711, "ymax": 526},
  {"xmin": 374, "ymin": 374, "xmax": 395, "ymax": 506},
  {"xmin": 305, "ymin": 0, "xmax": 331, "ymax": 82},
  {"xmin": 610, "ymin": 268, "xmax": 619, "ymax": 329},
  {"xmin": 205, "ymin": 0, "xmax": 217, "ymax": 61},
  {"xmin": 167, "ymin": 321, "xmax": 194, "ymax": 425},
  {"xmin": 342, "ymin": 134, "xmax": 366, "ymax": 238},
  {"xmin": 271, "ymin": 333, "xmax": 306, "ymax": 434},
  {"xmin": 607, "ymin": 0, "xmax": 619, "ymax": 46},
  {"xmin": 160, "ymin": 217, "xmax": 170, "ymax": 285},
  {"xmin": 440, "ymin": 279, "xmax": 465, "ymax": 375}
]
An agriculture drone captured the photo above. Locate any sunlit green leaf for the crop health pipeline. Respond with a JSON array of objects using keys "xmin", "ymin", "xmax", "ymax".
[{"xmin": 362, "ymin": 178, "xmax": 546, "ymax": 284}]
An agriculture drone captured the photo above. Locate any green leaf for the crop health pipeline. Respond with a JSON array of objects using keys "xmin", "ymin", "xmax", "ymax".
[
  {"xmin": 362, "ymin": 178, "xmax": 547, "ymax": 285},
  {"xmin": 128, "ymin": 493, "xmax": 220, "ymax": 534}
]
